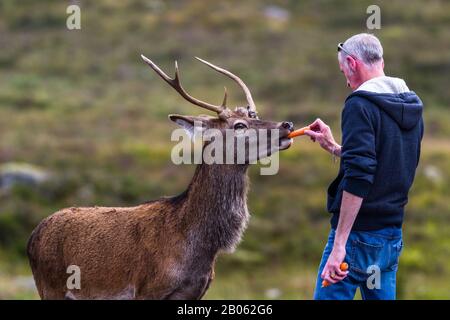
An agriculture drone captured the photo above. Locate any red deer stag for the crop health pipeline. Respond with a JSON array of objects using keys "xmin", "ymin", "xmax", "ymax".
[{"xmin": 27, "ymin": 55, "xmax": 294, "ymax": 299}]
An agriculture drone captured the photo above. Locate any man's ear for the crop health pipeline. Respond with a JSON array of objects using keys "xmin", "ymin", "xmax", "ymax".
[
  {"xmin": 346, "ymin": 55, "xmax": 357, "ymax": 71},
  {"xmin": 169, "ymin": 114, "xmax": 205, "ymax": 138}
]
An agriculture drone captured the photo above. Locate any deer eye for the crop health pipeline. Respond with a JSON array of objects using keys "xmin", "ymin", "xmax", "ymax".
[
  {"xmin": 233, "ymin": 122, "xmax": 248, "ymax": 130},
  {"xmin": 248, "ymin": 111, "xmax": 258, "ymax": 119}
]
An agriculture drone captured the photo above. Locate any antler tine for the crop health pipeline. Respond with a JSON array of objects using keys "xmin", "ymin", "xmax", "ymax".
[
  {"xmin": 221, "ymin": 86, "xmax": 227, "ymax": 107},
  {"xmin": 195, "ymin": 57, "xmax": 257, "ymax": 113},
  {"xmin": 141, "ymin": 54, "xmax": 230, "ymax": 118}
]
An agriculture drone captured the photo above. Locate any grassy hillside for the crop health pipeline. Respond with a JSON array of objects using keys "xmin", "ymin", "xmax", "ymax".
[{"xmin": 0, "ymin": 0, "xmax": 449, "ymax": 299}]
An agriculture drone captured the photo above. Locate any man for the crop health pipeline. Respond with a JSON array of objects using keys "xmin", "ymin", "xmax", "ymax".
[{"xmin": 305, "ymin": 33, "xmax": 424, "ymax": 300}]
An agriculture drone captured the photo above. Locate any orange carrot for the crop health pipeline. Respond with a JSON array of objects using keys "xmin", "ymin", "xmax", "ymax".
[
  {"xmin": 321, "ymin": 262, "xmax": 349, "ymax": 288},
  {"xmin": 287, "ymin": 126, "xmax": 311, "ymax": 138}
]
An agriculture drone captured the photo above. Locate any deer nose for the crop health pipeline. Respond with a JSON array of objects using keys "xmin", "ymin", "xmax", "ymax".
[{"xmin": 281, "ymin": 121, "xmax": 294, "ymax": 131}]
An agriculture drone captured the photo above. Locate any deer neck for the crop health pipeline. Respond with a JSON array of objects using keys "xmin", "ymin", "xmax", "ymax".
[{"xmin": 182, "ymin": 163, "xmax": 250, "ymax": 252}]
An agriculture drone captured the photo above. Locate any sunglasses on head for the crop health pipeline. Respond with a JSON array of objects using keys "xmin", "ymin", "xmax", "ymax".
[{"xmin": 337, "ymin": 42, "xmax": 358, "ymax": 60}]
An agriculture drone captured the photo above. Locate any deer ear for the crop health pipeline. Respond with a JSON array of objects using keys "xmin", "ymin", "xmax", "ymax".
[{"xmin": 169, "ymin": 114, "xmax": 204, "ymax": 138}]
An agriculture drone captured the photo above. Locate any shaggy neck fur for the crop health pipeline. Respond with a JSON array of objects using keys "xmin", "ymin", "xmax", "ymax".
[{"xmin": 180, "ymin": 163, "xmax": 250, "ymax": 253}]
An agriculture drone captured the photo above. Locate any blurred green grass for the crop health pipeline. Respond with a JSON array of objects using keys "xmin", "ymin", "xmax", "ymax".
[{"xmin": 0, "ymin": 0, "xmax": 449, "ymax": 299}]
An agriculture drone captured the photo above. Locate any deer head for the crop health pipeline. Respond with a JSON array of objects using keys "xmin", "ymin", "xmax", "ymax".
[{"xmin": 141, "ymin": 55, "xmax": 294, "ymax": 164}]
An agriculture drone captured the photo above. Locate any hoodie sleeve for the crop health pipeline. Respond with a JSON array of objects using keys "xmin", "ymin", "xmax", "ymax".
[
  {"xmin": 341, "ymin": 97, "xmax": 378, "ymax": 198},
  {"xmin": 416, "ymin": 117, "xmax": 424, "ymax": 168}
]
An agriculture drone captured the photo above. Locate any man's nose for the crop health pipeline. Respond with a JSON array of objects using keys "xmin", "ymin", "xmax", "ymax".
[{"xmin": 281, "ymin": 121, "xmax": 294, "ymax": 131}]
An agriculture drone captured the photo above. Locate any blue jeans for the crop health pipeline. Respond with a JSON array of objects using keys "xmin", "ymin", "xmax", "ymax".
[{"xmin": 313, "ymin": 227, "xmax": 403, "ymax": 300}]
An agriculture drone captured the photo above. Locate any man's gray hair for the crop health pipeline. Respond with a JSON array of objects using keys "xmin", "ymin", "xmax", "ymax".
[{"xmin": 339, "ymin": 33, "xmax": 383, "ymax": 66}]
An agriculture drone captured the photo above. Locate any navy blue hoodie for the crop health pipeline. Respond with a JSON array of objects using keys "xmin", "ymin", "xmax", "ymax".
[{"xmin": 328, "ymin": 76, "xmax": 424, "ymax": 231}]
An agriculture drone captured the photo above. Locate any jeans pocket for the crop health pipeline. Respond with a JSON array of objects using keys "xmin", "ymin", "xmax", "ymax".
[
  {"xmin": 388, "ymin": 239, "xmax": 403, "ymax": 271},
  {"xmin": 350, "ymin": 239, "xmax": 383, "ymax": 278}
]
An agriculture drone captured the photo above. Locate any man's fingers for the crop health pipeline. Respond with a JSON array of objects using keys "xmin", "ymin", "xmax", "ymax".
[
  {"xmin": 309, "ymin": 118, "xmax": 319, "ymax": 126},
  {"xmin": 316, "ymin": 118, "xmax": 327, "ymax": 129},
  {"xmin": 322, "ymin": 263, "xmax": 347, "ymax": 283},
  {"xmin": 329, "ymin": 264, "xmax": 348, "ymax": 282},
  {"xmin": 323, "ymin": 274, "xmax": 337, "ymax": 284},
  {"xmin": 310, "ymin": 125, "xmax": 320, "ymax": 132},
  {"xmin": 321, "ymin": 269, "xmax": 336, "ymax": 284},
  {"xmin": 335, "ymin": 266, "xmax": 347, "ymax": 277},
  {"xmin": 322, "ymin": 270, "xmax": 348, "ymax": 285},
  {"xmin": 332, "ymin": 271, "xmax": 348, "ymax": 281},
  {"xmin": 309, "ymin": 118, "xmax": 327, "ymax": 131},
  {"xmin": 320, "ymin": 268, "xmax": 326, "ymax": 279},
  {"xmin": 320, "ymin": 265, "xmax": 330, "ymax": 279},
  {"xmin": 309, "ymin": 120, "xmax": 321, "ymax": 131},
  {"xmin": 304, "ymin": 130, "xmax": 319, "ymax": 139}
]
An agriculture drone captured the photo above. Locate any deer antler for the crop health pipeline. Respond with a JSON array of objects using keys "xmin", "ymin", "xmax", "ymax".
[
  {"xmin": 194, "ymin": 57, "xmax": 257, "ymax": 114},
  {"xmin": 141, "ymin": 55, "xmax": 232, "ymax": 120}
]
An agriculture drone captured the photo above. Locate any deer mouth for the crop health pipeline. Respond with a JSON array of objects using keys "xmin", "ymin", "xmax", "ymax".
[{"xmin": 278, "ymin": 136, "xmax": 293, "ymax": 150}]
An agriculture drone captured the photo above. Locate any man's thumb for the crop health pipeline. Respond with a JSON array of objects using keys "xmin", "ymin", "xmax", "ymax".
[{"xmin": 305, "ymin": 130, "xmax": 319, "ymax": 138}]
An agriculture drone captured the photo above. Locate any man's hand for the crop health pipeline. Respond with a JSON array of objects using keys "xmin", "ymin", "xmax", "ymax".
[
  {"xmin": 321, "ymin": 245, "xmax": 348, "ymax": 285},
  {"xmin": 305, "ymin": 118, "xmax": 341, "ymax": 156},
  {"xmin": 321, "ymin": 191, "xmax": 364, "ymax": 286}
]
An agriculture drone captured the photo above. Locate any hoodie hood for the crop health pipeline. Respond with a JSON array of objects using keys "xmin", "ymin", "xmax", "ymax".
[{"xmin": 347, "ymin": 76, "xmax": 423, "ymax": 130}]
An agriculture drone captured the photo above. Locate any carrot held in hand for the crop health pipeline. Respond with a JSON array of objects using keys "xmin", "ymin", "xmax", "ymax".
[
  {"xmin": 287, "ymin": 126, "xmax": 311, "ymax": 139},
  {"xmin": 321, "ymin": 262, "xmax": 349, "ymax": 288}
]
